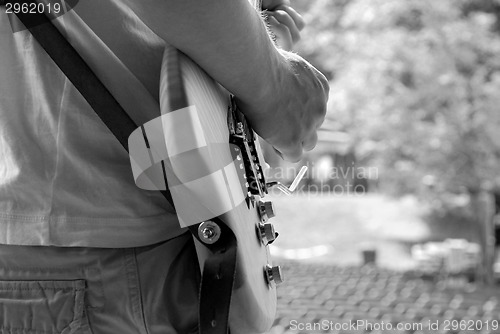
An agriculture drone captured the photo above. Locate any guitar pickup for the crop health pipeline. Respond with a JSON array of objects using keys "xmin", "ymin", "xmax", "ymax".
[{"xmin": 228, "ymin": 96, "xmax": 267, "ymax": 197}]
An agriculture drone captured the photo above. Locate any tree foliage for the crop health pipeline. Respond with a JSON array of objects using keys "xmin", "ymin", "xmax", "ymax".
[{"xmin": 294, "ymin": 0, "xmax": 500, "ymax": 195}]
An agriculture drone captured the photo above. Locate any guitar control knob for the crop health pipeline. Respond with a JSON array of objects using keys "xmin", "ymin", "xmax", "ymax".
[
  {"xmin": 259, "ymin": 222, "xmax": 276, "ymax": 245},
  {"xmin": 258, "ymin": 201, "xmax": 275, "ymax": 222},
  {"xmin": 265, "ymin": 265, "xmax": 284, "ymax": 285},
  {"xmin": 198, "ymin": 221, "xmax": 221, "ymax": 244}
]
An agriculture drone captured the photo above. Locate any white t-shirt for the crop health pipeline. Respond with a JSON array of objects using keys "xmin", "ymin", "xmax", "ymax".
[{"xmin": 0, "ymin": 0, "xmax": 186, "ymax": 247}]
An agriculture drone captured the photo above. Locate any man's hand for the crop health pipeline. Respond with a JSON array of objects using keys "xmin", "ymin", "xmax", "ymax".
[
  {"xmin": 256, "ymin": 0, "xmax": 328, "ymax": 162},
  {"xmin": 263, "ymin": 0, "xmax": 305, "ymax": 50},
  {"xmin": 237, "ymin": 50, "xmax": 329, "ymax": 162}
]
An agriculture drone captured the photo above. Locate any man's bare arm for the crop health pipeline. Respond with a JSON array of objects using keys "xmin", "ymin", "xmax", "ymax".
[{"xmin": 123, "ymin": 0, "xmax": 329, "ymax": 162}]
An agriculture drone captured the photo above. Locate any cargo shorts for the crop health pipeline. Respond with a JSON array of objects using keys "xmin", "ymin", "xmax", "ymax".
[{"xmin": 0, "ymin": 233, "xmax": 200, "ymax": 334}]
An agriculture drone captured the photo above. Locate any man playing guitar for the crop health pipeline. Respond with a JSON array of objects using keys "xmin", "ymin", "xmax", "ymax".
[{"xmin": 0, "ymin": 0, "xmax": 328, "ymax": 332}]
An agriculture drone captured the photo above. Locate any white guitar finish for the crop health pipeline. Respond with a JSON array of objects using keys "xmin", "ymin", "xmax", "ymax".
[{"xmin": 159, "ymin": 47, "xmax": 277, "ymax": 333}]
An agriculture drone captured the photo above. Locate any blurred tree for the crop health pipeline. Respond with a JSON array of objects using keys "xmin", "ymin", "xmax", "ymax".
[{"xmin": 294, "ymin": 0, "xmax": 500, "ymax": 198}]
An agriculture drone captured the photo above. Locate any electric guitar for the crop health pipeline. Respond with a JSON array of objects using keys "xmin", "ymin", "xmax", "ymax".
[
  {"xmin": 166, "ymin": 46, "xmax": 278, "ymax": 334},
  {"xmin": 129, "ymin": 44, "xmax": 296, "ymax": 333},
  {"xmin": 127, "ymin": 4, "xmax": 311, "ymax": 334}
]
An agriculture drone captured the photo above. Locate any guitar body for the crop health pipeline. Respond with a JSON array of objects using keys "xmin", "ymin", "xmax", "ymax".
[{"xmin": 159, "ymin": 47, "xmax": 278, "ymax": 333}]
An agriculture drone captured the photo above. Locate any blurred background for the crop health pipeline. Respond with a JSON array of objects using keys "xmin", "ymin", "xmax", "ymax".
[{"xmin": 266, "ymin": 0, "xmax": 500, "ymax": 333}]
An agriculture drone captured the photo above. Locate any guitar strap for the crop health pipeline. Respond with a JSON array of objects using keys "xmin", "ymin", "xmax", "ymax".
[{"xmin": 11, "ymin": 3, "xmax": 237, "ymax": 334}]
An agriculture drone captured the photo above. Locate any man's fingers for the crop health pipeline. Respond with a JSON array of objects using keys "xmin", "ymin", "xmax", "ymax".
[
  {"xmin": 302, "ymin": 132, "xmax": 318, "ymax": 152},
  {"xmin": 275, "ymin": 142, "xmax": 303, "ymax": 163},
  {"xmin": 262, "ymin": 0, "xmax": 291, "ymax": 11},
  {"xmin": 267, "ymin": 15, "xmax": 293, "ymax": 50},
  {"xmin": 275, "ymin": 5, "xmax": 305, "ymax": 31},
  {"xmin": 268, "ymin": 10, "xmax": 301, "ymax": 44}
]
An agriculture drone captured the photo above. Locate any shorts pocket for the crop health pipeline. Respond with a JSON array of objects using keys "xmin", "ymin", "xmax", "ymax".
[{"xmin": 0, "ymin": 279, "xmax": 88, "ymax": 334}]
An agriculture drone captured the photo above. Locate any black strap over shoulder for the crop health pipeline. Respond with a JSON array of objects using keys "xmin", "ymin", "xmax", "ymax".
[
  {"xmin": 13, "ymin": 3, "xmax": 237, "ymax": 333},
  {"xmin": 13, "ymin": 1, "xmax": 137, "ymax": 154}
]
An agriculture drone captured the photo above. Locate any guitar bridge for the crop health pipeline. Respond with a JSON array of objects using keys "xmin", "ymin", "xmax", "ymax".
[{"xmin": 228, "ymin": 96, "xmax": 268, "ymax": 197}]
